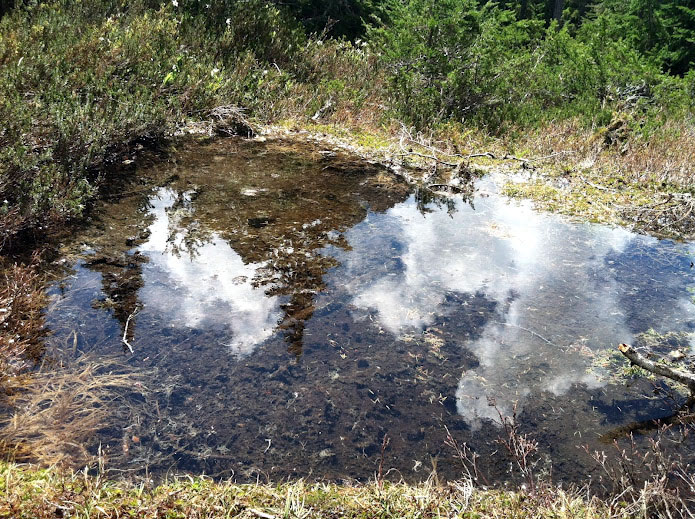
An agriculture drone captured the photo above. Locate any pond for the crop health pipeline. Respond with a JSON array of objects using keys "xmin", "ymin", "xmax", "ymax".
[{"xmin": 43, "ymin": 137, "xmax": 695, "ymax": 483}]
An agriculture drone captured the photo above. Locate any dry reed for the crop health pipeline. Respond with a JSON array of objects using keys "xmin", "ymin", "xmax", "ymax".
[
  {"xmin": 0, "ymin": 354, "xmax": 143, "ymax": 468},
  {"xmin": 0, "ymin": 254, "xmax": 46, "ymax": 387}
]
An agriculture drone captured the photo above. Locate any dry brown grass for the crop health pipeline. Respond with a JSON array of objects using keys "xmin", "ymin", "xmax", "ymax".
[
  {"xmin": 0, "ymin": 254, "xmax": 47, "ymax": 387},
  {"xmin": 509, "ymin": 117, "xmax": 695, "ymax": 187},
  {"xmin": 416, "ymin": 114, "xmax": 695, "ymax": 190},
  {"xmin": 0, "ymin": 354, "xmax": 142, "ymax": 468},
  {"xmin": 1, "ymin": 253, "xmax": 145, "ymax": 469},
  {"xmin": 604, "ymin": 120, "xmax": 695, "ymax": 186}
]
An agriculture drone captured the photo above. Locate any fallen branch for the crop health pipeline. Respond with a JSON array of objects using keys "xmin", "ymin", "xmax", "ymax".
[
  {"xmin": 427, "ymin": 183, "xmax": 468, "ymax": 193},
  {"xmin": 397, "ymin": 149, "xmax": 459, "ymax": 168},
  {"xmin": 467, "ymin": 152, "xmax": 529, "ymax": 163},
  {"xmin": 397, "ymin": 130, "xmax": 458, "ymax": 180},
  {"xmin": 618, "ymin": 343, "xmax": 695, "ymax": 393},
  {"xmin": 467, "ymin": 150, "xmax": 576, "ymax": 164},
  {"xmin": 210, "ymin": 105, "xmax": 255, "ymax": 137},
  {"xmin": 311, "ymin": 96, "xmax": 334, "ymax": 121},
  {"xmin": 397, "ymin": 127, "xmax": 574, "ymax": 172},
  {"xmin": 622, "ymin": 192, "xmax": 695, "ymax": 239},
  {"xmin": 248, "ymin": 509, "xmax": 276, "ymax": 519}
]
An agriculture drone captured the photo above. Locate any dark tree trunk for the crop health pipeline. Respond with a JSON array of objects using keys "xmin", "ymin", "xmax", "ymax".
[
  {"xmin": 553, "ymin": 0, "xmax": 564, "ymax": 22},
  {"xmin": 520, "ymin": 0, "xmax": 529, "ymax": 19}
]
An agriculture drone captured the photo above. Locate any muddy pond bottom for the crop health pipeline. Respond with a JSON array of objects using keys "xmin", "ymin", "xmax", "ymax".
[{"xmin": 44, "ymin": 137, "xmax": 695, "ymax": 483}]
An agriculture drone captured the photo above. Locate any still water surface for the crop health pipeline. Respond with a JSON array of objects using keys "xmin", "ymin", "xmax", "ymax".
[{"xmin": 45, "ymin": 138, "xmax": 695, "ymax": 482}]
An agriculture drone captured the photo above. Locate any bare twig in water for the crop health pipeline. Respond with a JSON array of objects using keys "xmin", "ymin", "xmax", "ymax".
[
  {"xmin": 491, "ymin": 400, "xmax": 540, "ymax": 493},
  {"xmin": 122, "ymin": 307, "xmax": 141, "ymax": 354},
  {"xmin": 584, "ymin": 422, "xmax": 695, "ymax": 517},
  {"xmin": 444, "ymin": 425, "xmax": 489, "ymax": 486},
  {"xmin": 492, "ymin": 321, "xmax": 558, "ymax": 348}
]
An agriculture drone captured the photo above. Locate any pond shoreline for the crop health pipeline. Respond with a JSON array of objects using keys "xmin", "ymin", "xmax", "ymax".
[
  {"xmin": 227, "ymin": 122, "xmax": 695, "ymax": 243},
  {"xmin": 3, "ymin": 118, "xmax": 693, "ymax": 260},
  {"xmin": 263, "ymin": 122, "xmax": 695, "ymax": 242}
]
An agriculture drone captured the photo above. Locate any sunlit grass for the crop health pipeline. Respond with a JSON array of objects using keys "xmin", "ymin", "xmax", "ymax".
[{"xmin": 0, "ymin": 462, "xmax": 619, "ymax": 519}]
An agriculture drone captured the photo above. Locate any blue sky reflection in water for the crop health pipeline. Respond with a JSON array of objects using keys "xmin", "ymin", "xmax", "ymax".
[{"xmin": 44, "ymin": 140, "xmax": 695, "ymax": 482}]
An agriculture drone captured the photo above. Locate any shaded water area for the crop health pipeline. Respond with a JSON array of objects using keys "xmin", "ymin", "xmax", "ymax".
[{"xmin": 43, "ymin": 137, "xmax": 695, "ymax": 483}]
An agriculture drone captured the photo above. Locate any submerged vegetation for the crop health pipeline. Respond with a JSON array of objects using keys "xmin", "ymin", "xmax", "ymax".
[{"xmin": 0, "ymin": 354, "xmax": 144, "ymax": 467}]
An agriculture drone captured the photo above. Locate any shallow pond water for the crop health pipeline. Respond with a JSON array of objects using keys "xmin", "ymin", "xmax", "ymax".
[{"xmin": 43, "ymin": 137, "xmax": 695, "ymax": 483}]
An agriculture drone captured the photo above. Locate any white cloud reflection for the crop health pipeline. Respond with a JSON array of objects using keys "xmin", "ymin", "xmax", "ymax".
[
  {"xmin": 340, "ymin": 182, "xmax": 685, "ymax": 429},
  {"xmin": 139, "ymin": 189, "xmax": 281, "ymax": 356}
]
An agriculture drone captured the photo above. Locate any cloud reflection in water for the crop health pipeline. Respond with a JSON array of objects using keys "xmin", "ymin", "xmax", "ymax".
[
  {"xmin": 139, "ymin": 189, "xmax": 281, "ymax": 356},
  {"xmin": 340, "ymin": 184, "xmax": 693, "ymax": 429}
]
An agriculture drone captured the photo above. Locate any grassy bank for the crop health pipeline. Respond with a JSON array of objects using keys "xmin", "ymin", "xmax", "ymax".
[
  {"xmin": 274, "ymin": 118, "xmax": 695, "ymax": 240},
  {"xmin": 1, "ymin": 1, "xmax": 695, "ymax": 515},
  {"xmin": 0, "ymin": 461, "xmax": 641, "ymax": 519}
]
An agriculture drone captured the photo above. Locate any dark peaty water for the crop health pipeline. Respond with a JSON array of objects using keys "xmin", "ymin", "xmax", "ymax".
[{"xmin": 43, "ymin": 137, "xmax": 695, "ymax": 483}]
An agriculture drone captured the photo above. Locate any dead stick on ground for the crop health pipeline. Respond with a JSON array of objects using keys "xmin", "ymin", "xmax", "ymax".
[
  {"xmin": 467, "ymin": 151, "xmax": 530, "ymax": 163},
  {"xmin": 618, "ymin": 343, "xmax": 695, "ymax": 393},
  {"xmin": 467, "ymin": 150, "xmax": 576, "ymax": 164},
  {"xmin": 398, "ymin": 126, "xmax": 575, "ymax": 169},
  {"xmin": 397, "ymin": 149, "xmax": 459, "ymax": 168}
]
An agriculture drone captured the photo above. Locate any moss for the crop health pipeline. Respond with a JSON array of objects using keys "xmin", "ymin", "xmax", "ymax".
[
  {"xmin": 503, "ymin": 182, "xmax": 560, "ymax": 204},
  {"xmin": 499, "ymin": 166, "xmax": 694, "ymax": 238},
  {"xmin": 588, "ymin": 330, "xmax": 693, "ymax": 391},
  {"xmin": 286, "ymin": 121, "xmax": 394, "ymax": 151}
]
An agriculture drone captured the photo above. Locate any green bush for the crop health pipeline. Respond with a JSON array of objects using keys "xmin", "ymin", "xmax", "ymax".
[
  {"xmin": 1, "ymin": 0, "xmax": 693, "ymax": 249},
  {"xmin": 368, "ymin": 0, "xmax": 691, "ymax": 133}
]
